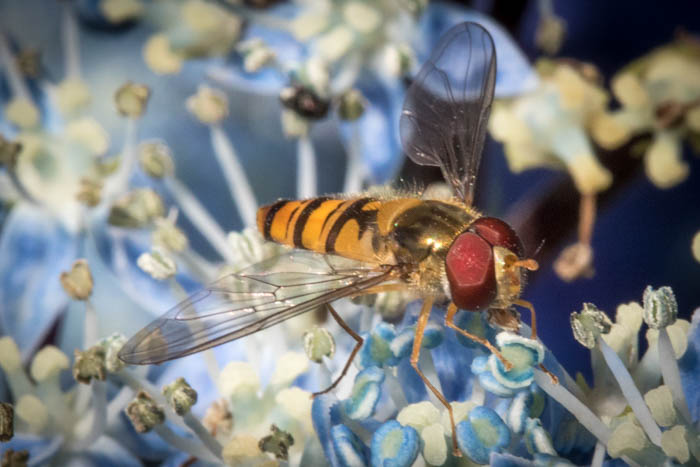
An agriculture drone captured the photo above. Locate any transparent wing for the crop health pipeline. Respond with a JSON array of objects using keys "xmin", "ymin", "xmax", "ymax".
[
  {"xmin": 118, "ymin": 251, "xmax": 398, "ymax": 364},
  {"xmin": 400, "ymin": 22, "xmax": 496, "ymax": 206}
]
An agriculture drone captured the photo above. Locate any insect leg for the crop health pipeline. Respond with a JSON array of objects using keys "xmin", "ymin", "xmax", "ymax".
[
  {"xmin": 512, "ymin": 300, "xmax": 559, "ymax": 384},
  {"xmin": 513, "ymin": 298, "xmax": 538, "ymax": 339},
  {"xmin": 410, "ymin": 298, "xmax": 462, "ymax": 457},
  {"xmin": 312, "ymin": 303, "xmax": 364, "ymax": 398},
  {"xmin": 445, "ymin": 302, "xmax": 514, "ymax": 371}
]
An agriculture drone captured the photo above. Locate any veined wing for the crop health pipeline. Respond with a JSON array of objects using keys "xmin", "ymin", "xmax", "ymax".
[
  {"xmin": 400, "ymin": 22, "xmax": 496, "ymax": 206},
  {"xmin": 118, "ymin": 251, "xmax": 399, "ymax": 364}
]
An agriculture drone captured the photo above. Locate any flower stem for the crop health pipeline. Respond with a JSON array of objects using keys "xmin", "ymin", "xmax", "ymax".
[
  {"xmin": 106, "ymin": 386, "xmax": 134, "ymax": 425},
  {"xmin": 658, "ymin": 328, "xmax": 692, "ymax": 424},
  {"xmin": 297, "ymin": 136, "xmax": 317, "ymax": 199},
  {"xmin": 164, "ymin": 177, "xmax": 236, "ymax": 264},
  {"xmin": 84, "ymin": 300, "xmax": 98, "ymax": 348},
  {"xmin": 210, "ymin": 125, "xmax": 257, "ymax": 228},
  {"xmin": 183, "ymin": 412, "xmax": 223, "ymax": 459},
  {"xmin": 343, "ymin": 125, "xmax": 364, "ymax": 194},
  {"xmin": 61, "ymin": 1, "xmax": 82, "ymax": 79},
  {"xmin": 0, "ymin": 33, "xmax": 31, "ymax": 100},
  {"xmin": 73, "ymin": 381, "xmax": 107, "ymax": 450},
  {"xmin": 533, "ymin": 369, "xmax": 611, "ymax": 444},
  {"xmin": 154, "ymin": 424, "xmax": 220, "ymax": 463},
  {"xmin": 597, "ymin": 338, "xmax": 662, "ymax": 446},
  {"xmin": 591, "ymin": 441, "xmax": 605, "ymax": 467},
  {"xmin": 104, "ymin": 117, "xmax": 137, "ymax": 201}
]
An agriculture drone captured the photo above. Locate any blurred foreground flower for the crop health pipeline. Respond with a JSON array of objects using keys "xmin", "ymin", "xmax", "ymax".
[
  {"xmin": 489, "ymin": 59, "xmax": 611, "ymax": 282},
  {"xmin": 590, "ymin": 35, "xmax": 700, "ymax": 189}
]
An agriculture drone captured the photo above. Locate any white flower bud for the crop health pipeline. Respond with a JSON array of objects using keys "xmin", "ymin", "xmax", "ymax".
[{"xmin": 137, "ymin": 249, "xmax": 177, "ymax": 280}]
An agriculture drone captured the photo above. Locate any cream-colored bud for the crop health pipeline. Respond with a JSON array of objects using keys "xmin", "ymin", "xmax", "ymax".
[
  {"xmin": 30, "ymin": 346, "xmax": 69, "ymax": 382},
  {"xmin": 5, "ymin": 97, "xmax": 39, "ymax": 129},
  {"xmin": 115, "ymin": 82, "xmax": 151, "ymax": 118},
  {"xmin": 186, "ymin": 85, "xmax": 229, "ymax": 124},
  {"xmin": 139, "ymin": 141, "xmax": 174, "ymax": 178},
  {"xmin": 60, "ymin": 259, "xmax": 94, "ymax": 300},
  {"xmin": 137, "ymin": 249, "xmax": 177, "ymax": 280},
  {"xmin": 77, "ymin": 177, "xmax": 103, "ymax": 207},
  {"xmin": 143, "ymin": 35, "xmax": 183, "ymax": 75}
]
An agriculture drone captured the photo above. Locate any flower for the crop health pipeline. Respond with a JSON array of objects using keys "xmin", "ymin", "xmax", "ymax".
[
  {"xmin": 489, "ymin": 59, "xmax": 612, "ymax": 196},
  {"xmin": 590, "ymin": 39, "xmax": 700, "ymax": 188}
]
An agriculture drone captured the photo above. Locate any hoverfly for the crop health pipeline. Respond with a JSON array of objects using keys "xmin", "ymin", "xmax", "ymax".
[{"xmin": 120, "ymin": 22, "xmax": 546, "ymax": 456}]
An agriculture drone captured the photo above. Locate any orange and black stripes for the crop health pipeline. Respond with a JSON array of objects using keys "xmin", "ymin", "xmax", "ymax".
[
  {"xmin": 256, "ymin": 197, "xmax": 438, "ymax": 264},
  {"xmin": 257, "ymin": 197, "xmax": 386, "ymax": 260}
]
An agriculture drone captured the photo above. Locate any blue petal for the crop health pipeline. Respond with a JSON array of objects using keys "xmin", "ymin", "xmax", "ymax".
[
  {"xmin": 358, "ymin": 323, "xmax": 399, "ymax": 369},
  {"xmin": 417, "ymin": 3, "xmax": 539, "ymax": 97},
  {"xmin": 370, "ymin": 420, "xmax": 420, "ymax": 467},
  {"xmin": 456, "ymin": 405, "xmax": 510, "ymax": 464},
  {"xmin": 389, "ymin": 323, "xmax": 444, "ymax": 360},
  {"xmin": 524, "ymin": 418, "xmax": 556, "ymax": 456},
  {"xmin": 338, "ymin": 78, "xmax": 404, "ymax": 185},
  {"xmin": 431, "ymin": 327, "xmax": 477, "ymax": 402},
  {"xmin": 208, "ymin": 25, "xmax": 304, "ymax": 95},
  {"xmin": 396, "ymin": 358, "xmax": 428, "ymax": 403},
  {"xmin": 331, "ymin": 424, "xmax": 369, "ymax": 467},
  {"xmin": 453, "ymin": 311, "xmax": 497, "ymax": 349},
  {"xmin": 506, "ymin": 390, "xmax": 533, "ymax": 434},
  {"xmin": 68, "ymin": 435, "xmax": 143, "ymax": 466},
  {"xmin": 2, "ymin": 434, "xmax": 63, "ymax": 465},
  {"xmin": 471, "ymin": 356, "xmax": 517, "ymax": 398},
  {"xmin": 533, "ymin": 453, "xmax": 577, "ymax": 466},
  {"xmin": 344, "ymin": 367, "xmax": 385, "ymax": 420},
  {"xmin": 490, "ymin": 452, "xmax": 536, "ymax": 467},
  {"xmin": 680, "ymin": 308, "xmax": 700, "ymax": 422},
  {"xmin": 0, "ymin": 204, "xmax": 77, "ymax": 357},
  {"xmin": 75, "ymin": 0, "xmax": 140, "ymax": 28},
  {"xmin": 313, "ymin": 394, "xmax": 344, "ymax": 466}
]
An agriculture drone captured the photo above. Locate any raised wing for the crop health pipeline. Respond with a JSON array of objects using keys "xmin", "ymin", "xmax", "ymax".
[
  {"xmin": 400, "ymin": 22, "xmax": 496, "ymax": 206},
  {"xmin": 118, "ymin": 251, "xmax": 398, "ymax": 364}
]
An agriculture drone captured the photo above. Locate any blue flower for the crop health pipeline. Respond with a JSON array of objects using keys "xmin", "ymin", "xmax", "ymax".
[
  {"xmin": 456, "ymin": 405, "xmax": 511, "ymax": 464},
  {"xmin": 370, "ymin": 420, "xmax": 420, "ymax": 467},
  {"xmin": 344, "ymin": 367, "xmax": 385, "ymax": 420},
  {"xmin": 331, "ymin": 424, "xmax": 369, "ymax": 467},
  {"xmin": 471, "ymin": 332, "xmax": 545, "ymax": 398},
  {"xmin": 358, "ymin": 323, "xmax": 400, "ymax": 369}
]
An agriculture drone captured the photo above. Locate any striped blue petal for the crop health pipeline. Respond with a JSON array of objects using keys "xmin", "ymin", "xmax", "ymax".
[
  {"xmin": 344, "ymin": 367, "xmax": 385, "ymax": 420},
  {"xmin": 331, "ymin": 425, "xmax": 369, "ymax": 467}
]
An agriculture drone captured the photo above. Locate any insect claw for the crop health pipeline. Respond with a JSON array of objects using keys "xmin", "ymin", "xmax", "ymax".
[{"xmin": 500, "ymin": 356, "xmax": 514, "ymax": 371}]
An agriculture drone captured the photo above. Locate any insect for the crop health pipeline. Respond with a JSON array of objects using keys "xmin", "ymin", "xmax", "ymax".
[{"xmin": 120, "ymin": 22, "xmax": 548, "ymax": 456}]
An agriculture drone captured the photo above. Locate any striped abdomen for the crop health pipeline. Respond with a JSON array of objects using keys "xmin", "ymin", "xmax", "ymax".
[
  {"xmin": 257, "ymin": 197, "xmax": 475, "ymax": 266},
  {"xmin": 258, "ymin": 197, "xmax": 429, "ymax": 264}
]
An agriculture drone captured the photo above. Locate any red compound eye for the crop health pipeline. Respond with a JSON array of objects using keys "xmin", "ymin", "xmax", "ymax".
[
  {"xmin": 471, "ymin": 217, "xmax": 523, "ymax": 257},
  {"xmin": 445, "ymin": 232, "xmax": 496, "ymax": 310}
]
